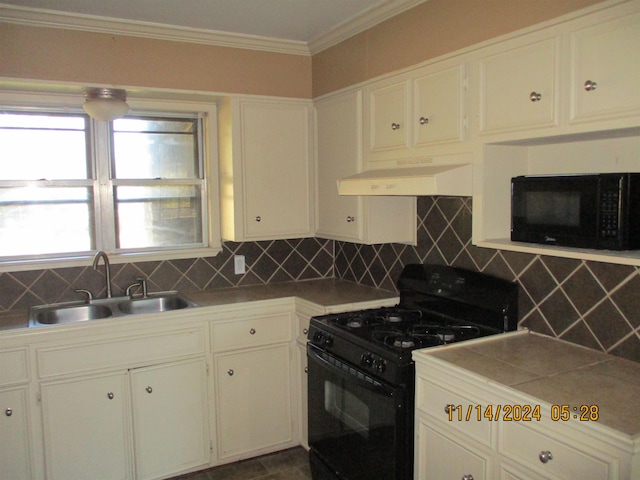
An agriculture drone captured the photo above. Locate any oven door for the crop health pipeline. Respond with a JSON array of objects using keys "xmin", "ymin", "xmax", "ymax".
[{"xmin": 307, "ymin": 343, "xmax": 412, "ymax": 480}]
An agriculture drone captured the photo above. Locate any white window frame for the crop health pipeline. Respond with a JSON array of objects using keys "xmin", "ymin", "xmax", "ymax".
[{"xmin": 0, "ymin": 90, "xmax": 222, "ymax": 272}]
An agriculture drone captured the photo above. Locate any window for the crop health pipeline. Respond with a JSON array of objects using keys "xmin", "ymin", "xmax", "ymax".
[{"xmin": 0, "ymin": 97, "xmax": 220, "ymax": 269}]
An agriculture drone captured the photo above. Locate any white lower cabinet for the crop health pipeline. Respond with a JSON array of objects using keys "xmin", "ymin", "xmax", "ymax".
[
  {"xmin": 130, "ymin": 359, "xmax": 210, "ymax": 480},
  {"xmin": 215, "ymin": 344, "xmax": 292, "ymax": 458},
  {"xmin": 416, "ymin": 414, "xmax": 493, "ymax": 480},
  {"xmin": 0, "ymin": 386, "xmax": 33, "ymax": 479},
  {"xmin": 41, "ymin": 371, "xmax": 132, "ymax": 480},
  {"xmin": 40, "ymin": 358, "xmax": 209, "ymax": 480},
  {"xmin": 211, "ymin": 307, "xmax": 295, "ymax": 461},
  {"xmin": 414, "ymin": 353, "xmax": 636, "ymax": 480}
]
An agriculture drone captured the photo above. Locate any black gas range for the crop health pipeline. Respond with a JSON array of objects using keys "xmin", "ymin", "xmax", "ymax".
[{"xmin": 307, "ymin": 264, "xmax": 518, "ymax": 480}]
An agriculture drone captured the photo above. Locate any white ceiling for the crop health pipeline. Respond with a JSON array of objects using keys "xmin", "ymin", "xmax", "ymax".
[{"xmin": 0, "ymin": 0, "xmax": 426, "ymax": 53}]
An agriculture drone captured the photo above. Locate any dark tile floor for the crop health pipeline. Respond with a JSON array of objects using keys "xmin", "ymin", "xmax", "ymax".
[{"xmin": 171, "ymin": 447, "xmax": 312, "ymax": 480}]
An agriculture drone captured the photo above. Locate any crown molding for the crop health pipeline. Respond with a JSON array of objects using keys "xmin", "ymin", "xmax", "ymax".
[
  {"xmin": 0, "ymin": 1, "xmax": 428, "ymax": 57},
  {"xmin": 0, "ymin": 4, "xmax": 311, "ymax": 55},
  {"xmin": 308, "ymin": 0, "xmax": 428, "ymax": 55}
]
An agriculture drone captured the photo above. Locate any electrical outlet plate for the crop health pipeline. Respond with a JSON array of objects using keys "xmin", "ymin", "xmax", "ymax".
[{"xmin": 234, "ymin": 255, "xmax": 246, "ymax": 274}]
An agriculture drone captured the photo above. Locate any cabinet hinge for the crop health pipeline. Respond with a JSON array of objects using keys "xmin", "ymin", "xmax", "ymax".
[
  {"xmin": 463, "ymin": 75, "xmax": 469, "ymax": 91},
  {"xmin": 36, "ymin": 392, "xmax": 41, "ymax": 403}
]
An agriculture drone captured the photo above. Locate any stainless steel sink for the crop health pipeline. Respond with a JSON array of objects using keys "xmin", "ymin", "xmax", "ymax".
[
  {"xmin": 117, "ymin": 294, "xmax": 193, "ymax": 315},
  {"xmin": 28, "ymin": 292, "xmax": 196, "ymax": 327},
  {"xmin": 31, "ymin": 304, "xmax": 113, "ymax": 325}
]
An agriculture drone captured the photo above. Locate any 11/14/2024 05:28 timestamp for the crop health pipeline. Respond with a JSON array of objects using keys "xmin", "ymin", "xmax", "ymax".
[{"xmin": 446, "ymin": 404, "xmax": 600, "ymax": 422}]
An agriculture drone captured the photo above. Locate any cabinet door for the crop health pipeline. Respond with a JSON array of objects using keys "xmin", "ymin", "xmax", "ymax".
[
  {"xmin": 41, "ymin": 372, "xmax": 132, "ymax": 480},
  {"xmin": 416, "ymin": 415, "xmax": 492, "ymax": 480},
  {"xmin": 480, "ymin": 38, "xmax": 559, "ymax": 134},
  {"xmin": 240, "ymin": 101, "xmax": 311, "ymax": 239},
  {"xmin": 413, "ymin": 66, "xmax": 464, "ymax": 146},
  {"xmin": 315, "ymin": 90, "xmax": 362, "ymax": 241},
  {"xmin": 570, "ymin": 12, "xmax": 640, "ymax": 123},
  {"xmin": 0, "ymin": 387, "xmax": 32, "ymax": 479},
  {"xmin": 215, "ymin": 344, "xmax": 292, "ymax": 458},
  {"xmin": 368, "ymin": 80, "xmax": 410, "ymax": 151},
  {"xmin": 130, "ymin": 358, "xmax": 210, "ymax": 480}
]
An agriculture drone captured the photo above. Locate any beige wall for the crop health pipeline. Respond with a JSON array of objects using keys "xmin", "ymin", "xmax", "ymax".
[
  {"xmin": 312, "ymin": 0, "xmax": 606, "ymax": 97},
  {"xmin": 0, "ymin": 24, "xmax": 312, "ymax": 98}
]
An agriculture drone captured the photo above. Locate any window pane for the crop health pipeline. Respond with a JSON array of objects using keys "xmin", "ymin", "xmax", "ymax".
[
  {"xmin": 0, "ymin": 187, "xmax": 94, "ymax": 256},
  {"xmin": 115, "ymin": 186, "xmax": 202, "ymax": 249},
  {"xmin": 112, "ymin": 118, "xmax": 199, "ymax": 179},
  {"xmin": 0, "ymin": 113, "xmax": 89, "ymax": 180}
]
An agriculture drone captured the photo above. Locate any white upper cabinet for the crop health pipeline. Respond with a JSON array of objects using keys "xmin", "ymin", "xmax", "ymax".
[
  {"xmin": 479, "ymin": 37, "xmax": 560, "ymax": 135},
  {"xmin": 314, "ymin": 89, "xmax": 416, "ymax": 245},
  {"xmin": 219, "ymin": 97, "xmax": 313, "ymax": 241},
  {"xmin": 569, "ymin": 11, "xmax": 640, "ymax": 125},
  {"xmin": 413, "ymin": 66, "xmax": 466, "ymax": 147},
  {"xmin": 364, "ymin": 62, "xmax": 469, "ymax": 168}
]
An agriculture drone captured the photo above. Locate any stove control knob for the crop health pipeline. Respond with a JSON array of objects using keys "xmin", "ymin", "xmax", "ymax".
[
  {"xmin": 360, "ymin": 353, "xmax": 373, "ymax": 367},
  {"xmin": 313, "ymin": 331, "xmax": 333, "ymax": 348},
  {"xmin": 372, "ymin": 357, "xmax": 386, "ymax": 373}
]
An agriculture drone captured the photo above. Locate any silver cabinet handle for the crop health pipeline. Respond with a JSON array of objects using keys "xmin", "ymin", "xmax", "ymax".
[
  {"xmin": 5, "ymin": 407, "xmax": 12, "ymax": 417},
  {"xmin": 107, "ymin": 392, "xmax": 114, "ymax": 400},
  {"xmin": 249, "ymin": 328, "xmax": 256, "ymax": 335},
  {"xmin": 584, "ymin": 80, "xmax": 598, "ymax": 91},
  {"xmin": 304, "ymin": 367, "xmax": 308, "ymax": 374},
  {"xmin": 145, "ymin": 386, "xmax": 153, "ymax": 394},
  {"xmin": 227, "ymin": 369, "xmax": 234, "ymax": 376},
  {"xmin": 462, "ymin": 475, "xmax": 474, "ymax": 480},
  {"xmin": 255, "ymin": 216, "xmax": 261, "ymax": 222},
  {"xmin": 346, "ymin": 216, "xmax": 355, "ymax": 222},
  {"xmin": 445, "ymin": 404, "xmax": 456, "ymax": 414},
  {"xmin": 530, "ymin": 91, "xmax": 542, "ymax": 102},
  {"xmin": 391, "ymin": 122, "xmax": 401, "ymax": 130},
  {"xmin": 419, "ymin": 116, "xmax": 429, "ymax": 125},
  {"xmin": 539, "ymin": 450, "xmax": 553, "ymax": 463},
  {"xmin": 303, "ymin": 328, "xmax": 308, "ymax": 335}
]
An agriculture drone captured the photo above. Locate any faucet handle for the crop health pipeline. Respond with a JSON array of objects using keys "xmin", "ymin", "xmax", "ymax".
[
  {"xmin": 125, "ymin": 281, "xmax": 142, "ymax": 298},
  {"xmin": 75, "ymin": 289, "xmax": 94, "ymax": 303},
  {"xmin": 137, "ymin": 278, "xmax": 149, "ymax": 298}
]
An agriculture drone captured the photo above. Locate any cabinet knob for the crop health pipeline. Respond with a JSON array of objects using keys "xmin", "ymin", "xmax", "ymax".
[
  {"xmin": 444, "ymin": 404, "xmax": 457, "ymax": 414},
  {"xmin": 227, "ymin": 369, "xmax": 234, "ymax": 376},
  {"xmin": 391, "ymin": 122, "xmax": 401, "ymax": 130},
  {"xmin": 255, "ymin": 216, "xmax": 261, "ymax": 222},
  {"xmin": 529, "ymin": 91, "xmax": 542, "ymax": 102},
  {"xmin": 539, "ymin": 450, "xmax": 553, "ymax": 464},
  {"xmin": 584, "ymin": 80, "xmax": 598, "ymax": 91},
  {"xmin": 303, "ymin": 328, "xmax": 308, "ymax": 335},
  {"xmin": 346, "ymin": 216, "xmax": 355, "ymax": 222},
  {"xmin": 419, "ymin": 116, "xmax": 429, "ymax": 125},
  {"xmin": 462, "ymin": 475, "xmax": 474, "ymax": 480},
  {"xmin": 145, "ymin": 386, "xmax": 153, "ymax": 394},
  {"xmin": 107, "ymin": 392, "xmax": 114, "ymax": 400},
  {"xmin": 304, "ymin": 367, "xmax": 308, "ymax": 374},
  {"xmin": 5, "ymin": 407, "xmax": 12, "ymax": 417},
  {"xmin": 249, "ymin": 328, "xmax": 256, "ymax": 335}
]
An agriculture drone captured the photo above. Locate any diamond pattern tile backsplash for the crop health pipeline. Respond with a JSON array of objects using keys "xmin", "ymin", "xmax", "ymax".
[
  {"xmin": 2, "ymin": 196, "xmax": 638, "ymax": 364},
  {"xmin": 335, "ymin": 196, "xmax": 640, "ymax": 364},
  {"xmin": 0, "ymin": 238, "xmax": 334, "ymax": 313}
]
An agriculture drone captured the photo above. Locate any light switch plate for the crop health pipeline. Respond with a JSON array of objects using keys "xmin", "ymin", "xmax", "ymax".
[{"xmin": 234, "ymin": 255, "xmax": 246, "ymax": 274}]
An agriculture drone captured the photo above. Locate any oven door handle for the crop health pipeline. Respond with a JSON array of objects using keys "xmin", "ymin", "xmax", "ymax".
[{"xmin": 307, "ymin": 345, "xmax": 401, "ymax": 398}]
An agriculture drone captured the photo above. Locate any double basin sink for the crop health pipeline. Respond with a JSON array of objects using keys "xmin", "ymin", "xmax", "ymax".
[{"xmin": 29, "ymin": 292, "xmax": 197, "ymax": 327}]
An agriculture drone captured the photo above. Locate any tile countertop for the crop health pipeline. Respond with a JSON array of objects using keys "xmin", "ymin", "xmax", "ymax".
[
  {"xmin": 416, "ymin": 330, "xmax": 640, "ymax": 438},
  {"xmin": 0, "ymin": 278, "xmax": 399, "ymax": 331}
]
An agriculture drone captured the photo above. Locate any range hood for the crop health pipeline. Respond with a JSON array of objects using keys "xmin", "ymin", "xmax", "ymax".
[{"xmin": 337, "ymin": 164, "xmax": 472, "ymax": 196}]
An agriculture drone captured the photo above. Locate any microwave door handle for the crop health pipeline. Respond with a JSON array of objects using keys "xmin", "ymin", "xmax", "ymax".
[{"xmin": 307, "ymin": 345, "xmax": 399, "ymax": 398}]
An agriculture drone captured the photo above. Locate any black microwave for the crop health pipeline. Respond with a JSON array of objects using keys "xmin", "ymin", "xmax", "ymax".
[{"xmin": 511, "ymin": 173, "xmax": 640, "ymax": 250}]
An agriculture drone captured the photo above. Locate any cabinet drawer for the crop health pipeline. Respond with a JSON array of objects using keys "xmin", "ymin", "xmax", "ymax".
[
  {"xmin": 212, "ymin": 313, "xmax": 292, "ymax": 351},
  {"xmin": 416, "ymin": 374, "xmax": 493, "ymax": 447},
  {"xmin": 500, "ymin": 421, "xmax": 615, "ymax": 479},
  {"xmin": 37, "ymin": 328, "xmax": 206, "ymax": 378},
  {"xmin": 0, "ymin": 348, "xmax": 29, "ymax": 386}
]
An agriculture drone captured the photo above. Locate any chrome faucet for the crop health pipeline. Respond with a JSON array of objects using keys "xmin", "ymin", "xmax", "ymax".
[{"xmin": 92, "ymin": 251, "xmax": 112, "ymax": 298}]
